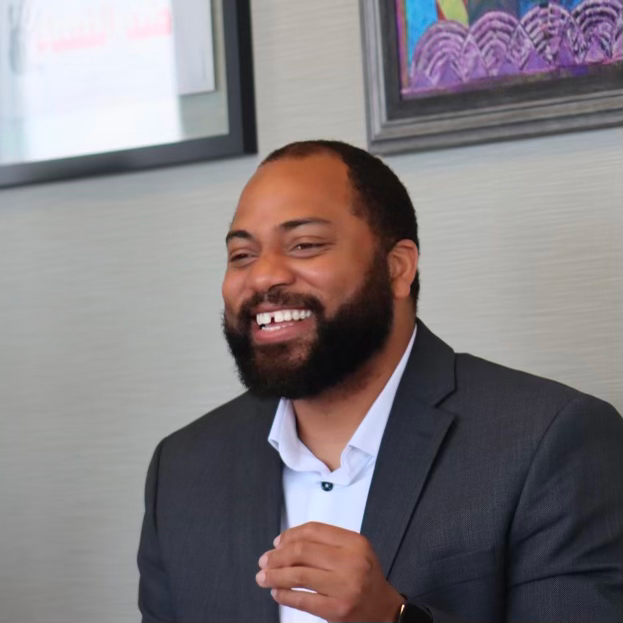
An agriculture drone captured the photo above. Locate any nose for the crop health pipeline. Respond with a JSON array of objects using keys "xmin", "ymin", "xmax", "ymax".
[{"xmin": 246, "ymin": 251, "xmax": 295, "ymax": 293}]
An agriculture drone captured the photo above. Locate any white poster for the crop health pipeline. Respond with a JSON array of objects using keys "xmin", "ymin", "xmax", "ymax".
[
  {"xmin": 172, "ymin": 0, "xmax": 215, "ymax": 95},
  {"xmin": 0, "ymin": 0, "xmax": 215, "ymax": 163}
]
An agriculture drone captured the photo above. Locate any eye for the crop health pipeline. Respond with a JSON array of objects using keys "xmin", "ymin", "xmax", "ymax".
[
  {"xmin": 291, "ymin": 242, "xmax": 327, "ymax": 253},
  {"xmin": 228, "ymin": 251, "xmax": 254, "ymax": 265}
]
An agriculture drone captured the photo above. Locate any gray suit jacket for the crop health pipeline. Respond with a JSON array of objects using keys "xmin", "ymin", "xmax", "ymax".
[{"xmin": 137, "ymin": 320, "xmax": 623, "ymax": 622}]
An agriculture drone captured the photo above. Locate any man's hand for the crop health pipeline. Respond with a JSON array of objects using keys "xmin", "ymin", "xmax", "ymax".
[{"xmin": 255, "ymin": 521, "xmax": 405, "ymax": 622}]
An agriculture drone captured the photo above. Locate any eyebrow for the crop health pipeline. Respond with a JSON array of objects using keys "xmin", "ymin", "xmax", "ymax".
[
  {"xmin": 225, "ymin": 229, "xmax": 252, "ymax": 245},
  {"xmin": 225, "ymin": 217, "xmax": 332, "ymax": 245}
]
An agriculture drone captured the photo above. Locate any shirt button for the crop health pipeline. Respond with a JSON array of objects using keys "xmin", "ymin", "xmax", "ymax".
[{"xmin": 321, "ymin": 482, "xmax": 333, "ymax": 491}]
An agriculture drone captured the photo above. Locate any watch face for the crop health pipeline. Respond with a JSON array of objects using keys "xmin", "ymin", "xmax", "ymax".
[{"xmin": 401, "ymin": 602, "xmax": 434, "ymax": 623}]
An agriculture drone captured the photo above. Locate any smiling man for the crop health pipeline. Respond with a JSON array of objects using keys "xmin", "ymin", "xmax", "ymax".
[{"xmin": 137, "ymin": 140, "xmax": 623, "ymax": 623}]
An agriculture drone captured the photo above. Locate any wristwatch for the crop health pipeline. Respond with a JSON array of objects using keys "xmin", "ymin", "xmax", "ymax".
[{"xmin": 395, "ymin": 600, "xmax": 434, "ymax": 622}]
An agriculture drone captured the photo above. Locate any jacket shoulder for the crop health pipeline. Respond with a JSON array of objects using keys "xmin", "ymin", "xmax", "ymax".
[
  {"xmin": 157, "ymin": 392, "xmax": 277, "ymax": 463},
  {"xmin": 450, "ymin": 353, "xmax": 620, "ymax": 427}
]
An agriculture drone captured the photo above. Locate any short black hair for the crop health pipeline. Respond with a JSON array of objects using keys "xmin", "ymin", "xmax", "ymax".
[{"xmin": 262, "ymin": 140, "xmax": 420, "ymax": 306}]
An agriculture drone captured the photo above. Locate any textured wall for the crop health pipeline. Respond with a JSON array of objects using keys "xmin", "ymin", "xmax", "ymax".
[{"xmin": 0, "ymin": 1, "xmax": 621, "ymax": 622}]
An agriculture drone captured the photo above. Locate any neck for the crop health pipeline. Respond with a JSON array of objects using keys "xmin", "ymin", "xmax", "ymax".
[{"xmin": 292, "ymin": 313, "xmax": 416, "ymax": 471}]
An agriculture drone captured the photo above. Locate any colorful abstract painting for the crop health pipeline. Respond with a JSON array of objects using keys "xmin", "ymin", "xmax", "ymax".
[{"xmin": 395, "ymin": 0, "xmax": 623, "ymax": 96}]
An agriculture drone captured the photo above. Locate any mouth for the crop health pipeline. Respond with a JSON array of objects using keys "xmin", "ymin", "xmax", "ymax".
[
  {"xmin": 251, "ymin": 308, "xmax": 315, "ymax": 343},
  {"xmin": 255, "ymin": 308, "xmax": 312, "ymax": 329}
]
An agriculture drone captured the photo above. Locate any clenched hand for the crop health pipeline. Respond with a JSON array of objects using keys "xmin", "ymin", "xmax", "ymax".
[{"xmin": 256, "ymin": 521, "xmax": 405, "ymax": 622}]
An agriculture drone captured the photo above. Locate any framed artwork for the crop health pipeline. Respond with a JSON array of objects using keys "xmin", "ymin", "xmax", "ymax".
[
  {"xmin": 0, "ymin": 0, "xmax": 256, "ymax": 188},
  {"xmin": 361, "ymin": 0, "xmax": 623, "ymax": 153}
]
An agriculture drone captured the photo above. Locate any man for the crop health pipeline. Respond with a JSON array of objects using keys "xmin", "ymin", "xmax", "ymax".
[{"xmin": 137, "ymin": 140, "xmax": 623, "ymax": 622}]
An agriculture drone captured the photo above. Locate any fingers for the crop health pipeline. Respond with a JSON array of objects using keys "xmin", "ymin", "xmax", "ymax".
[
  {"xmin": 275, "ymin": 521, "xmax": 360, "ymax": 549},
  {"xmin": 256, "ymin": 565, "xmax": 340, "ymax": 596},
  {"xmin": 260, "ymin": 540, "xmax": 339, "ymax": 572},
  {"xmin": 256, "ymin": 523, "xmax": 393, "ymax": 621}
]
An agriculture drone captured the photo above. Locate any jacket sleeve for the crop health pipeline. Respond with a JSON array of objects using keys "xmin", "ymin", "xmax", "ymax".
[
  {"xmin": 137, "ymin": 439, "xmax": 176, "ymax": 622},
  {"xmin": 505, "ymin": 394, "xmax": 623, "ymax": 623}
]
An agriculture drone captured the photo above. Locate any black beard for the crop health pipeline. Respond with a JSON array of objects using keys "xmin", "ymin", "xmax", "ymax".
[{"xmin": 222, "ymin": 251, "xmax": 394, "ymax": 399}]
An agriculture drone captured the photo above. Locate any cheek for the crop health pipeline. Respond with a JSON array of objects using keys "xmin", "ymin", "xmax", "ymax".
[
  {"xmin": 298, "ymin": 264, "xmax": 359, "ymax": 311},
  {"xmin": 222, "ymin": 274, "xmax": 242, "ymax": 317}
]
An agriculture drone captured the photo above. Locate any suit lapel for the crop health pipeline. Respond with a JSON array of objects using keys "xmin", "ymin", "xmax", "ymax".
[
  {"xmin": 231, "ymin": 397, "xmax": 282, "ymax": 622},
  {"xmin": 361, "ymin": 321, "xmax": 456, "ymax": 577}
]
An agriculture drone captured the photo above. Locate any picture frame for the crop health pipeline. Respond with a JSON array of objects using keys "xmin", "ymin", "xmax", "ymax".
[
  {"xmin": 360, "ymin": 0, "xmax": 623, "ymax": 154},
  {"xmin": 0, "ymin": 0, "xmax": 256, "ymax": 189}
]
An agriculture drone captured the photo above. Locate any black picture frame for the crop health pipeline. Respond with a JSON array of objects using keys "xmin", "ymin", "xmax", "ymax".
[
  {"xmin": 0, "ymin": 0, "xmax": 256, "ymax": 189},
  {"xmin": 361, "ymin": 0, "xmax": 623, "ymax": 155}
]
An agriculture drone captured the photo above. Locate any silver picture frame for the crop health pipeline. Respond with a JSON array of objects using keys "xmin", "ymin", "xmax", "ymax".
[{"xmin": 360, "ymin": 0, "xmax": 623, "ymax": 155}]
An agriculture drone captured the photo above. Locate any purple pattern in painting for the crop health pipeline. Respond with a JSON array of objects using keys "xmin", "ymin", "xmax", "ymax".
[{"xmin": 407, "ymin": 0, "xmax": 622, "ymax": 93}]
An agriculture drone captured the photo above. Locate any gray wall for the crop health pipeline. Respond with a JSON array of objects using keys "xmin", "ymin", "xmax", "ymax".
[{"xmin": 0, "ymin": 2, "xmax": 621, "ymax": 622}]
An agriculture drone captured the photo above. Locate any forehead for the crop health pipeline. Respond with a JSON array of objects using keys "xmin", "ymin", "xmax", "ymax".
[{"xmin": 230, "ymin": 153, "xmax": 356, "ymax": 231}]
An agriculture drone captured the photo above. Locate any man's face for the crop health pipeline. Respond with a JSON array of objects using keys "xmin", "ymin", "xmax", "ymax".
[{"xmin": 222, "ymin": 154, "xmax": 395, "ymax": 399}]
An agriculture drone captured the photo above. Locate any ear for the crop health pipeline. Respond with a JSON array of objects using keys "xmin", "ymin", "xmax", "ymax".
[{"xmin": 388, "ymin": 240, "xmax": 418, "ymax": 300}]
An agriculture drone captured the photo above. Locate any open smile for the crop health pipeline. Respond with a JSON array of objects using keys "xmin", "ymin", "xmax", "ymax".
[{"xmin": 252, "ymin": 308, "xmax": 315, "ymax": 343}]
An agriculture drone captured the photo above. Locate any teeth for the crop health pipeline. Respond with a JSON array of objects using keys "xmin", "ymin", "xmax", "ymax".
[
  {"xmin": 262, "ymin": 324, "xmax": 285, "ymax": 332},
  {"xmin": 255, "ymin": 312, "xmax": 269, "ymax": 325},
  {"xmin": 255, "ymin": 309, "xmax": 312, "ymax": 327}
]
